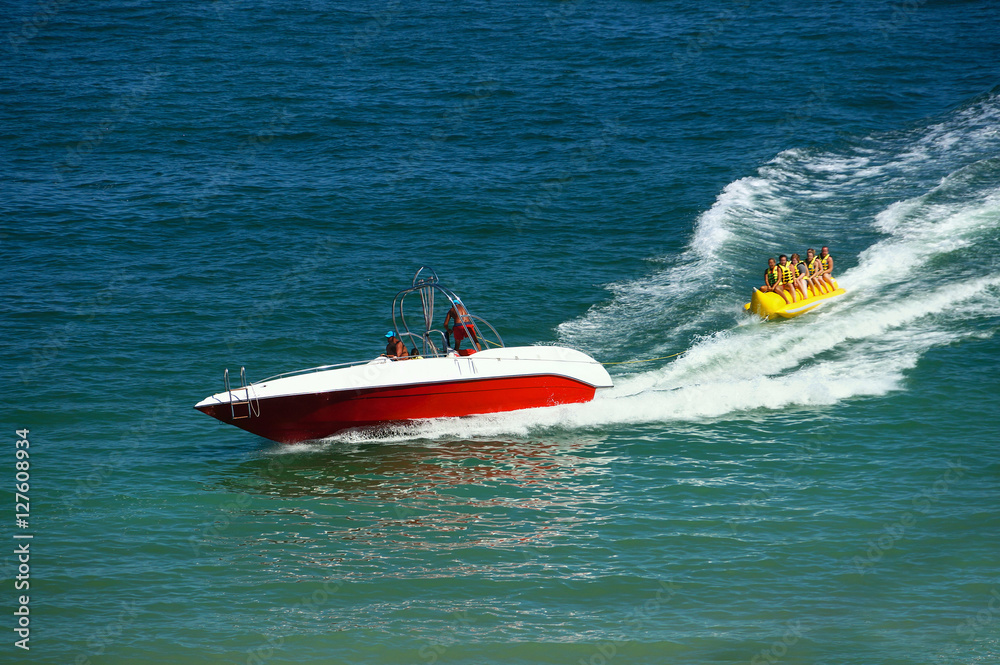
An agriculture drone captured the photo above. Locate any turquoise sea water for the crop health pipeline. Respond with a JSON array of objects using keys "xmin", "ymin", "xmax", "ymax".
[{"xmin": 3, "ymin": 1, "xmax": 1000, "ymax": 663}]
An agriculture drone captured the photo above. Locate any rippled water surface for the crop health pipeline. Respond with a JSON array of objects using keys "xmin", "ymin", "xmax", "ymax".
[{"xmin": 3, "ymin": 1, "xmax": 1000, "ymax": 663}]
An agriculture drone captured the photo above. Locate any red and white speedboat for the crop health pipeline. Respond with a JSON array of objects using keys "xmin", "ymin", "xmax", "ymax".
[{"xmin": 194, "ymin": 267, "xmax": 613, "ymax": 443}]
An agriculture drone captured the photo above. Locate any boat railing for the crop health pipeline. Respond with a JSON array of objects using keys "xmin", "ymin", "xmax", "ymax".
[
  {"xmin": 244, "ymin": 268, "xmax": 504, "ymax": 387},
  {"xmin": 255, "ymin": 359, "xmax": 375, "ymax": 384},
  {"xmin": 224, "ymin": 366, "xmax": 260, "ymax": 418},
  {"xmin": 391, "ymin": 267, "xmax": 504, "ymax": 355},
  {"xmin": 255, "ymin": 342, "xmax": 459, "ymax": 385},
  {"xmin": 426, "ymin": 329, "xmax": 449, "ymax": 355},
  {"xmin": 398, "ymin": 330, "xmax": 450, "ymax": 358},
  {"xmin": 469, "ymin": 315, "xmax": 503, "ymax": 349}
]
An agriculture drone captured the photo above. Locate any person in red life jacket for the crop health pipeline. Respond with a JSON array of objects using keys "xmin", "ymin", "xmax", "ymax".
[
  {"xmin": 761, "ymin": 257, "xmax": 792, "ymax": 304},
  {"xmin": 383, "ymin": 331, "xmax": 408, "ymax": 359},
  {"xmin": 443, "ymin": 298, "xmax": 481, "ymax": 352}
]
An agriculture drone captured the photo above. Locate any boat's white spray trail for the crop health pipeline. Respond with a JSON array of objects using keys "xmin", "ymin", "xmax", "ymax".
[{"xmin": 321, "ymin": 92, "xmax": 1000, "ymax": 443}]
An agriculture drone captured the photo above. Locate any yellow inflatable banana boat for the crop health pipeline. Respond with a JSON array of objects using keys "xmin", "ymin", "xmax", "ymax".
[{"xmin": 744, "ymin": 281, "xmax": 846, "ymax": 319}]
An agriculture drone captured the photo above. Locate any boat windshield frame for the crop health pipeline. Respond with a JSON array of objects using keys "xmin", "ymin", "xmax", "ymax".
[{"xmin": 390, "ymin": 266, "xmax": 504, "ymax": 358}]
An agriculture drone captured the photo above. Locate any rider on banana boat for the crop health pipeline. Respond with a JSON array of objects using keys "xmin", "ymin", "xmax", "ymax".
[
  {"xmin": 789, "ymin": 253, "xmax": 811, "ymax": 300},
  {"xmin": 817, "ymin": 246, "xmax": 836, "ymax": 292},
  {"xmin": 776, "ymin": 254, "xmax": 799, "ymax": 303},
  {"xmin": 819, "ymin": 246, "xmax": 834, "ymax": 278},
  {"xmin": 805, "ymin": 248, "xmax": 831, "ymax": 294},
  {"xmin": 760, "ymin": 258, "xmax": 792, "ymax": 304}
]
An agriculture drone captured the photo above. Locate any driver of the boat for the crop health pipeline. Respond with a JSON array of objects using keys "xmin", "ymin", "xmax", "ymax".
[
  {"xmin": 384, "ymin": 331, "xmax": 408, "ymax": 359},
  {"xmin": 444, "ymin": 298, "xmax": 480, "ymax": 351}
]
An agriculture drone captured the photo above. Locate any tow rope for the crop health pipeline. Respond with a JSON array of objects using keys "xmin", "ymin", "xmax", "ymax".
[{"xmin": 601, "ymin": 351, "xmax": 685, "ymax": 366}]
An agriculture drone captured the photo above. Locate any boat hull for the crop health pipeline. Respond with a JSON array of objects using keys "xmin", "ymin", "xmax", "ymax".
[
  {"xmin": 744, "ymin": 281, "xmax": 845, "ymax": 319},
  {"xmin": 194, "ymin": 346, "xmax": 612, "ymax": 443},
  {"xmin": 196, "ymin": 373, "xmax": 597, "ymax": 443}
]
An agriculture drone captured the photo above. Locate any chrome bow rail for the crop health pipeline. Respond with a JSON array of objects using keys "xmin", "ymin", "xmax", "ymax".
[{"xmin": 224, "ymin": 366, "xmax": 260, "ymax": 420}]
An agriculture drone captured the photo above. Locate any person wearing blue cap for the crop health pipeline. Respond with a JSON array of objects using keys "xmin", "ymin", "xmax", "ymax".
[{"xmin": 383, "ymin": 331, "xmax": 408, "ymax": 359}]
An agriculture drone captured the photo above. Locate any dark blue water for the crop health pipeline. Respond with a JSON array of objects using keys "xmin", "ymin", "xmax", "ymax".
[{"xmin": 3, "ymin": 1, "xmax": 1000, "ymax": 663}]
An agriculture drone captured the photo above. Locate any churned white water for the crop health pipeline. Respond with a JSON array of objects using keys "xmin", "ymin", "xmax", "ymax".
[{"xmin": 367, "ymin": 93, "xmax": 1000, "ymax": 441}]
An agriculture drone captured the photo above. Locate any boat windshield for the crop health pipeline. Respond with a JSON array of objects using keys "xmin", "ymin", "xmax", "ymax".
[{"xmin": 390, "ymin": 266, "xmax": 504, "ymax": 357}]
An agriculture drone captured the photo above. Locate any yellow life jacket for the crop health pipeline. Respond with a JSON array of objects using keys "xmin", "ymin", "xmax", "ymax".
[
  {"xmin": 765, "ymin": 266, "xmax": 780, "ymax": 287},
  {"xmin": 778, "ymin": 263, "xmax": 794, "ymax": 284},
  {"xmin": 807, "ymin": 257, "xmax": 822, "ymax": 275},
  {"xmin": 820, "ymin": 254, "xmax": 832, "ymax": 271}
]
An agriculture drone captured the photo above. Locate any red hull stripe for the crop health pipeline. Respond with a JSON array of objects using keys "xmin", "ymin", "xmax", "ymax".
[{"xmin": 196, "ymin": 374, "xmax": 597, "ymax": 443}]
